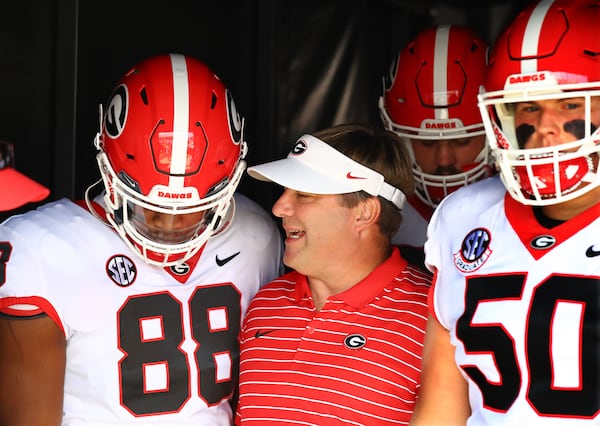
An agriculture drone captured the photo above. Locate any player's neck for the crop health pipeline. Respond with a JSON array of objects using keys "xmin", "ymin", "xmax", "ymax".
[
  {"xmin": 532, "ymin": 207, "xmax": 563, "ymax": 229},
  {"xmin": 540, "ymin": 186, "xmax": 600, "ymax": 222}
]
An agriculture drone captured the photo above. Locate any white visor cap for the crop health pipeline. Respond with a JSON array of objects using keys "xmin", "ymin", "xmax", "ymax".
[{"xmin": 247, "ymin": 134, "xmax": 406, "ymax": 209}]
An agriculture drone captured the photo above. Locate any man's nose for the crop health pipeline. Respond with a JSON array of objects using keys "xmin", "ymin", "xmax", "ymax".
[
  {"xmin": 272, "ymin": 189, "xmax": 294, "ymax": 218},
  {"xmin": 435, "ymin": 141, "xmax": 456, "ymax": 167},
  {"xmin": 148, "ymin": 213, "xmax": 181, "ymax": 230}
]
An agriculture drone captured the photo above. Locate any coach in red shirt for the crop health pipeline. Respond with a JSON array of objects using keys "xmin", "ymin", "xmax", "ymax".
[{"xmin": 236, "ymin": 123, "xmax": 431, "ymax": 425}]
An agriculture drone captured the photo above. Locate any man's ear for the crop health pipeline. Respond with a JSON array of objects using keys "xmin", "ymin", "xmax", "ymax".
[{"xmin": 355, "ymin": 196, "xmax": 381, "ymax": 230}]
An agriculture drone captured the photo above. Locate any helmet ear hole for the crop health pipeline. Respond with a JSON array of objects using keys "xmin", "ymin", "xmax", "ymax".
[{"xmin": 140, "ymin": 88, "xmax": 148, "ymax": 105}]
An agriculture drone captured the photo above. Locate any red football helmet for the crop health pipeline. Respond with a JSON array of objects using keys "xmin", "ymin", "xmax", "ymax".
[
  {"xmin": 478, "ymin": 0, "xmax": 600, "ymax": 205},
  {"xmin": 93, "ymin": 53, "xmax": 247, "ymax": 266},
  {"xmin": 379, "ymin": 24, "xmax": 492, "ymax": 207}
]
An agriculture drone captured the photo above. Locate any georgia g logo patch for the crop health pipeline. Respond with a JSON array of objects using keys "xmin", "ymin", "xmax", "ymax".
[
  {"xmin": 344, "ymin": 334, "xmax": 367, "ymax": 350},
  {"xmin": 453, "ymin": 227, "xmax": 492, "ymax": 273},
  {"xmin": 530, "ymin": 235, "xmax": 556, "ymax": 250},
  {"xmin": 104, "ymin": 84, "xmax": 128, "ymax": 139},
  {"xmin": 291, "ymin": 139, "xmax": 307, "ymax": 155}
]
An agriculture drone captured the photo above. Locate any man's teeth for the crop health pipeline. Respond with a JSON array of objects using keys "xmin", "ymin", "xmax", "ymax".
[{"xmin": 288, "ymin": 230, "xmax": 305, "ymax": 239}]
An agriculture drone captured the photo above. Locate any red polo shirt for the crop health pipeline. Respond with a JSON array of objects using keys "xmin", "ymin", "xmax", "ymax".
[{"xmin": 236, "ymin": 248, "xmax": 431, "ymax": 425}]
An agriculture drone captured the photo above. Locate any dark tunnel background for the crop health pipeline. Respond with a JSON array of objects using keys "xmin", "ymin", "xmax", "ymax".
[{"xmin": 0, "ymin": 0, "xmax": 530, "ymax": 221}]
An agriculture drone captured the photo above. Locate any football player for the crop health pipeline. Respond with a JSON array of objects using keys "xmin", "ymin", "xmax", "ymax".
[
  {"xmin": 411, "ymin": 0, "xmax": 600, "ymax": 424},
  {"xmin": 379, "ymin": 24, "xmax": 493, "ymax": 251},
  {"xmin": 0, "ymin": 53, "xmax": 283, "ymax": 425}
]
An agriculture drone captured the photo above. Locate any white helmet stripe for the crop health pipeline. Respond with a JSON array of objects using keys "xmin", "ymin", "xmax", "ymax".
[
  {"xmin": 433, "ymin": 25, "xmax": 450, "ymax": 120},
  {"xmin": 521, "ymin": 0, "xmax": 555, "ymax": 73},
  {"xmin": 169, "ymin": 53, "xmax": 190, "ymax": 187}
]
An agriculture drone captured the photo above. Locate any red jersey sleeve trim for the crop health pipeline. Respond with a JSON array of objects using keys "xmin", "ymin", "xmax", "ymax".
[{"xmin": 0, "ymin": 296, "xmax": 65, "ymax": 334}]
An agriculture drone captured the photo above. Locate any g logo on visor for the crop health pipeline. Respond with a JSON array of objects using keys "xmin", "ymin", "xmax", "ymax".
[{"xmin": 291, "ymin": 140, "xmax": 307, "ymax": 155}]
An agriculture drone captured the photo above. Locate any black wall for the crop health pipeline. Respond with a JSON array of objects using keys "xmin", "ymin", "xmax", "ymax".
[{"xmin": 0, "ymin": 0, "xmax": 529, "ymax": 219}]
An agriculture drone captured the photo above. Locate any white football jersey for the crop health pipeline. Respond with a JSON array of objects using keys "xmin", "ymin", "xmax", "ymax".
[
  {"xmin": 0, "ymin": 193, "xmax": 283, "ymax": 425},
  {"xmin": 392, "ymin": 199, "xmax": 430, "ymax": 248},
  {"xmin": 426, "ymin": 176, "xmax": 599, "ymax": 425}
]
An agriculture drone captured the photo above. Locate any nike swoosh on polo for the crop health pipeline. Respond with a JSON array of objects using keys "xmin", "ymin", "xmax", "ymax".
[
  {"xmin": 215, "ymin": 251, "xmax": 241, "ymax": 266},
  {"xmin": 346, "ymin": 172, "xmax": 366, "ymax": 179},
  {"xmin": 254, "ymin": 329, "xmax": 275, "ymax": 338},
  {"xmin": 586, "ymin": 245, "xmax": 600, "ymax": 258}
]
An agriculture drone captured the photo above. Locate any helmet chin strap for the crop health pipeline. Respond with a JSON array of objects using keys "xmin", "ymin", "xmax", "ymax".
[
  {"xmin": 84, "ymin": 179, "xmax": 114, "ymax": 229},
  {"xmin": 211, "ymin": 197, "xmax": 236, "ymax": 238}
]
